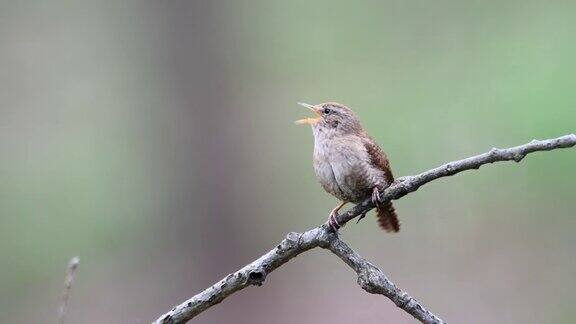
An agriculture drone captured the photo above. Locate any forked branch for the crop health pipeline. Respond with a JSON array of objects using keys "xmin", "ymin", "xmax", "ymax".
[{"xmin": 153, "ymin": 134, "xmax": 576, "ymax": 324}]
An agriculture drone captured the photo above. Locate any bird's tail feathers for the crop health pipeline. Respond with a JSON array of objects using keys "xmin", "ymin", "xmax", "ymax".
[{"xmin": 376, "ymin": 201, "xmax": 400, "ymax": 233}]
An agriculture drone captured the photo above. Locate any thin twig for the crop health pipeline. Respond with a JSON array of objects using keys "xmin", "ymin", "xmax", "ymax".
[
  {"xmin": 58, "ymin": 256, "xmax": 80, "ymax": 324},
  {"xmin": 153, "ymin": 134, "xmax": 576, "ymax": 324}
]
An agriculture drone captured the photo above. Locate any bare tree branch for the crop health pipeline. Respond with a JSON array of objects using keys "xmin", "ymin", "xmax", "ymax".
[
  {"xmin": 325, "ymin": 233, "xmax": 444, "ymax": 323},
  {"xmin": 154, "ymin": 229, "xmax": 325, "ymax": 324},
  {"xmin": 58, "ymin": 256, "xmax": 80, "ymax": 324},
  {"xmin": 153, "ymin": 134, "xmax": 576, "ymax": 324},
  {"xmin": 335, "ymin": 134, "xmax": 576, "ymax": 227},
  {"xmin": 153, "ymin": 227, "xmax": 443, "ymax": 324}
]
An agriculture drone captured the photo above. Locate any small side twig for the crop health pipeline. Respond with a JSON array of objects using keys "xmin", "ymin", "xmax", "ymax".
[{"xmin": 58, "ymin": 256, "xmax": 80, "ymax": 324}]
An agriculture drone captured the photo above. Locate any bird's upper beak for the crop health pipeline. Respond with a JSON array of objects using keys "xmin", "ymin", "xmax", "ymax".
[{"xmin": 295, "ymin": 102, "xmax": 322, "ymax": 125}]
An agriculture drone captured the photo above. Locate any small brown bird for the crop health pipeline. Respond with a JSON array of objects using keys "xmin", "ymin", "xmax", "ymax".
[{"xmin": 296, "ymin": 102, "xmax": 400, "ymax": 232}]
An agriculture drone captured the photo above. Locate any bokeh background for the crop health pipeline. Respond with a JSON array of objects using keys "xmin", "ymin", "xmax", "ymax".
[{"xmin": 1, "ymin": 1, "xmax": 575, "ymax": 323}]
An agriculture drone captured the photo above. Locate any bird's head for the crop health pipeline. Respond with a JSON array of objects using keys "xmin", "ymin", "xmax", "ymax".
[{"xmin": 296, "ymin": 102, "xmax": 363, "ymax": 137}]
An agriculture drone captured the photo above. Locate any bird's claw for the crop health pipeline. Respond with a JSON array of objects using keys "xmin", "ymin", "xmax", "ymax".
[
  {"xmin": 327, "ymin": 211, "xmax": 341, "ymax": 232},
  {"xmin": 371, "ymin": 187, "xmax": 382, "ymax": 205}
]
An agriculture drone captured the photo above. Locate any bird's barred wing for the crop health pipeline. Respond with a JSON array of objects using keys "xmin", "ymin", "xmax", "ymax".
[
  {"xmin": 363, "ymin": 136, "xmax": 394, "ymax": 185},
  {"xmin": 363, "ymin": 136, "xmax": 400, "ymax": 232}
]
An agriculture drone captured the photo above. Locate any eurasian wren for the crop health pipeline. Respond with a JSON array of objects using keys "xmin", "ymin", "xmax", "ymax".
[{"xmin": 296, "ymin": 102, "xmax": 399, "ymax": 232}]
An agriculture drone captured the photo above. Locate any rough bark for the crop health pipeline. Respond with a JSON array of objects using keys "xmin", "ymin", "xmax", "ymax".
[{"xmin": 154, "ymin": 134, "xmax": 576, "ymax": 324}]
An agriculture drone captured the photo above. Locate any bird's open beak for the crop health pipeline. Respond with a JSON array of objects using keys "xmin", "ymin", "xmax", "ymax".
[{"xmin": 295, "ymin": 102, "xmax": 322, "ymax": 125}]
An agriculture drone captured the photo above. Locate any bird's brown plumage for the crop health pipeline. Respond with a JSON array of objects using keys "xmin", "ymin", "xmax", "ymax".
[
  {"xmin": 298, "ymin": 102, "xmax": 400, "ymax": 232},
  {"xmin": 364, "ymin": 137, "xmax": 400, "ymax": 232}
]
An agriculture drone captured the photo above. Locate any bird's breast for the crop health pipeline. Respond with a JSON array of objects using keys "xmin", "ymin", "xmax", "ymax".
[{"xmin": 313, "ymin": 137, "xmax": 378, "ymax": 202}]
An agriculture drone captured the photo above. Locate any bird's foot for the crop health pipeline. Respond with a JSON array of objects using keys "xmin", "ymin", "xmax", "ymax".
[
  {"xmin": 327, "ymin": 210, "xmax": 342, "ymax": 232},
  {"xmin": 326, "ymin": 202, "xmax": 347, "ymax": 232},
  {"xmin": 371, "ymin": 187, "xmax": 382, "ymax": 206}
]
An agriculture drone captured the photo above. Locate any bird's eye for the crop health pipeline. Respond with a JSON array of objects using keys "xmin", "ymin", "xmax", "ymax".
[{"xmin": 323, "ymin": 108, "xmax": 331, "ymax": 114}]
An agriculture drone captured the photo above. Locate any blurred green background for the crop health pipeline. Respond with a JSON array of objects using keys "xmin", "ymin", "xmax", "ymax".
[{"xmin": 1, "ymin": 1, "xmax": 575, "ymax": 323}]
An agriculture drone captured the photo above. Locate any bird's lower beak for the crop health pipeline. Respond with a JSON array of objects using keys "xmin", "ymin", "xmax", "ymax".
[{"xmin": 295, "ymin": 102, "xmax": 322, "ymax": 125}]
